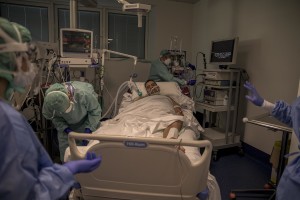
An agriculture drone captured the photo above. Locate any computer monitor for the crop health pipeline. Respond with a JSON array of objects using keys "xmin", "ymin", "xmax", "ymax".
[
  {"xmin": 209, "ymin": 37, "xmax": 239, "ymax": 69},
  {"xmin": 60, "ymin": 28, "xmax": 93, "ymax": 58}
]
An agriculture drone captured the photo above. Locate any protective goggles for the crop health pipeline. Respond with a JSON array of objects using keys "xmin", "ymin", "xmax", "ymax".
[
  {"xmin": 0, "ymin": 26, "xmax": 28, "ymax": 53},
  {"xmin": 1, "ymin": 23, "xmax": 38, "ymax": 58}
]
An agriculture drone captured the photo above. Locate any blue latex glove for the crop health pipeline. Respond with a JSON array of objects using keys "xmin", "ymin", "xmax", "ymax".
[
  {"xmin": 187, "ymin": 80, "xmax": 196, "ymax": 86},
  {"xmin": 84, "ymin": 128, "xmax": 92, "ymax": 133},
  {"xmin": 197, "ymin": 187, "xmax": 209, "ymax": 200},
  {"xmin": 187, "ymin": 63, "xmax": 196, "ymax": 70},
  {"xmin": 82, "ymin": 128, "xmax": 93, "ymax": 146},
  {"xmin": 64, "ymin": 127, "xmax": 73, "ymax": 134},
  {"xmin": 244, "ymin": 81, "xmax": 264, "ymax": 106},
  {"xmin": 81, "ymin": 140, "xmax": 89, "ymax": 146},
  {"xmin": 63, "ymin": 152, "xmax": 102, "ymax": 174}
]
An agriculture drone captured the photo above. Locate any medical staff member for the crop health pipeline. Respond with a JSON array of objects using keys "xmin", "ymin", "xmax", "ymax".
[
  {"xmin": 149, "ymin": 49, "xmax": 194, "ymax": 86},
  {"xmin": 42, "ymin": 81, "xmax": 101, "ymax": 162},
  {"xmin": 244, "ymin": 81, "xmax": 300, "ymax": 200},
  {"xmin": 0, "ymin": 17, "xmax": 101, "ymax": 200}
]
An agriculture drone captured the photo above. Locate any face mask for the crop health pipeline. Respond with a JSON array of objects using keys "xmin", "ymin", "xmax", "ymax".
[
  {"xmin": 164, "ymin": 58, "xmax": 171, "ymax": 66},
  {"xmin": 30, "ymin": 64, "xmax": 42, "ymax": 96},
  {"xmin": 149, "ymin": 85, "xmax": 160, "ymax": 95},
  {"xmin": 174, "ymin": 60, "xmax": 179, "ymax": 66},
  {"xmin": 5, "ymin": 88, "xmax": 14, "ymax": 101},
  {"xmin": 65, "ymin": 101, "xmax": 74, "ymax": 113},
  {"xmin": 0, "ymin": 26, "xmax": 36, "ymax": 88},
  {"xmin": 0, "ymin": 54, "xmax": 37, "ymax": 89},
  {"xmin": 13, "ymin": 55, "xmax": 37, "ymax": 88}
]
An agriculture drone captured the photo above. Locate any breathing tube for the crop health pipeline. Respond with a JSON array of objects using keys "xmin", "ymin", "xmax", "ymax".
[
  {"xmin": 100, "ymin": 81, "xmax": 129, "ymax": 120},
  {"xmin": 133, "ymin": 81, "xmax": 142, "ymax": 97}
]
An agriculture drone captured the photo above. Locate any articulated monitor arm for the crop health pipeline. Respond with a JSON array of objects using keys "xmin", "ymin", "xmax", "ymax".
[
  {"xmin": 117, "ymin": 0, "xmax": 130, "ymax": 4},
  {"xmin": 116, "ymin": 0, "xmax": 151, "ymax": 27}
]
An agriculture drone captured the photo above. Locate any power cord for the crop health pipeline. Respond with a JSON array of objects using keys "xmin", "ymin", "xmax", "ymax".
[{"xmin": 176, "ymin": 138, "xmax": 184, "ymax": 200}]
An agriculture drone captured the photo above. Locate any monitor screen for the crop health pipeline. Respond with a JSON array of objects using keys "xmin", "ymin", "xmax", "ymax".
[
  {"xmin": 60, "ymin": 28, "xmax": 93, "ymax": 58},
  {"xmin": 209, "ymin": 37, "xmax": 239, "ymax": 66}
]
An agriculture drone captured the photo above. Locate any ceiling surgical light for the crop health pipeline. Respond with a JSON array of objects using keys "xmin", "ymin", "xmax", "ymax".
[{"xmin": 117, "ymin": 0, "xmax": 151, "ymax": 28}]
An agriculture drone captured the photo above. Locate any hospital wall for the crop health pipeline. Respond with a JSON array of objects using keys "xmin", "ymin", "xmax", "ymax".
[
  {"xmin": 143, "ymin": 0, "xmax": 194, "ymax": 61},
  {"xmin": 191, "ymin": 0, "xmax": 300, "ymax": 154},
  {"xmin": 100, "ymin": 0, "xmax": 194, "ymax": 114}
]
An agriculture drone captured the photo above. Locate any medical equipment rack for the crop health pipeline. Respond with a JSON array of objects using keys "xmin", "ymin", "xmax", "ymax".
[
  {"xmin": 230, "ymin": 113, "xmax": 293, "ymax": 199},
  {"xmin": 196, "ymin": 69, "xmax": 242, "ymax": 161}
]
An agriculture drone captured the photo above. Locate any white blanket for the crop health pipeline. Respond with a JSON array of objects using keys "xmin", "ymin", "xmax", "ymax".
[{"xmin": 96, "ymin": 94, "xmax": 203, "ymax": 138}]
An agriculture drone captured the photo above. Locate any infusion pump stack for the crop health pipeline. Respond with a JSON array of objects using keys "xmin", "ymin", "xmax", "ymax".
[
  {"xmin": 196, "ymin": 37, "xmax": 242, "ymax": 160},
  {"xmin": 202, "ymin": 37, "xmax": 239, "ymax": 106}
]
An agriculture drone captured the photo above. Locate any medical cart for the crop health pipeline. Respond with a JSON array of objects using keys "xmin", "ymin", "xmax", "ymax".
[{"xmin": 196, "ymin": 69, "xmax": 242, "ymax": 160}]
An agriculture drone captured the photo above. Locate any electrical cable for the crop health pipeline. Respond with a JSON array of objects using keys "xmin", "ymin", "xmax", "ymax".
[
  {"xmin": 176, "ymin": 138, "xmax": 184, "ymax": 200},
  {"xmin": 58, "ymin": 64, "xmax": 65, "ymax": 83},
  {"xmin": 195, "ymin": 84, "xmax": 204, "ymax": 100},
  {"xmin": 109, "ymin": 82, "xmax": 129, "ymax": 118},
  {"xmin": 228, "ymin": 67, "xmax": 250, "ymax": 82},
  {"xmin": 40, "ymin": 9, "xmax": 43, "ymax": 41},
  {"xmin": 113, "ymin": 81, "xmax": 130, "ymax": 117},
  {"xmin": 196, "ymin": 51, "xmax": 207, "ymax": 70},
  {"xmin": 195, "ymin": 73, "xmax": 205, "ymax": 100}
]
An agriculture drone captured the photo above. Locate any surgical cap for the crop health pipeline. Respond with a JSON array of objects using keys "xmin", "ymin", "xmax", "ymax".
[
  {"xmin": 11, "ymin": 22, "xmax": 32, "ymax": 43},
  {"xmin": 160, "ymin": 49, "xmax": 171, "ymax": 57},
  {"xmin": 45, "ymin": 83, "xmax": 68, "ymax": 95},
  {"xmin": 44, "ymin": 84, "xmax": 70, "ymax": 113},
  {"xmin": 0, "ymin": 17, "xmax": 32, "ymax": 91}
]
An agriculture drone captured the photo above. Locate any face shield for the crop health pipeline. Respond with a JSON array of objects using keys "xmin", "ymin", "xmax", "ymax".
[
  {"xmin": 0, "ymin": 25, "xmax": 38, "ymax": 89},
  {"xmin": 28, "ymin": 44, "xmax": 42, "ymax": 96},
  {"xmin": 64, "ymin": 82, "xmax": 76, "ymax": 102}
]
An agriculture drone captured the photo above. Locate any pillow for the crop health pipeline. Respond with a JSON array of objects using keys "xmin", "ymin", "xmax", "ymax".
[{"xmin": 131, "ymin": 82, "xmax": 182, "ymax": 100}]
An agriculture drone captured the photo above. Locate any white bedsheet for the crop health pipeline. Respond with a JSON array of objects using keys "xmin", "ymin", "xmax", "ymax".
[{"xmin": 97, "ymin": 94, "xmax": 203, "ymax": 138}]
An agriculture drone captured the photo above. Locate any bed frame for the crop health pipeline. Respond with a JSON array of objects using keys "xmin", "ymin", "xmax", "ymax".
[{"xmin": 68, "ymin": 132, "xmax": 212, "ymax": 200}]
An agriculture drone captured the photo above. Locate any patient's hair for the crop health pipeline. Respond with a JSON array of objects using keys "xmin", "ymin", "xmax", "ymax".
[{"xmin": 144, "ymin": 79, "xmax": 157, "ymax": 88}]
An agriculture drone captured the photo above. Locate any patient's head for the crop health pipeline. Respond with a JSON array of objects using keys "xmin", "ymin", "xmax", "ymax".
[{"xmin": 145, "ymin": 80, "xmax": 160, "ymax": 96}]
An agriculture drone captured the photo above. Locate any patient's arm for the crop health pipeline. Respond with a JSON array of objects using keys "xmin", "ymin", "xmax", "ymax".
[
  {"xmin": 163, "ymin": 121, "xmax": 183, "ymax": 138},
  {"xmin": 163, "ymin": 96, "xmax": 184, "ymax": 139}
]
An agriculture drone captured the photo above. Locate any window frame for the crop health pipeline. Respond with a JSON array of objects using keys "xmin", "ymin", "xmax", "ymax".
[
  {"xmin": 0, "ymin": 0, "xmax": 149, "ymax": 59},
  {"xmin": 0, "ymin": 0, "xmax": 53, "ymax": 42},
  {"xmin": 105, "ymin": 8, "xmax": 149, "ymax": 60}
]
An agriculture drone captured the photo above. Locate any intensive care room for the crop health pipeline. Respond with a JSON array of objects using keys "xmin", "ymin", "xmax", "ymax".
[{"xmin": 0, "ymin": 0, "xmax": 299, "ymax": 200}]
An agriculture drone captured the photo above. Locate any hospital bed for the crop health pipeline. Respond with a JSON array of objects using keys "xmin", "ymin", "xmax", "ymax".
[{"xmin": 66, "ymin": 82, "xmax": 221, "ymax": 200}]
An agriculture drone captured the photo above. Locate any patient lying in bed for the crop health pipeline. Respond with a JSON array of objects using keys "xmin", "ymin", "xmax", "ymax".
[
  {"xmin": 65, "ymin": 81, "xmax": 221, "ymax": 200},
  {"xmin": 144, "ymin": 80, "xmax": 184, "ymax": 139},
  {"xmin": 97, "ymin": 82, "xmax": 203, "ymax": 141}
]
